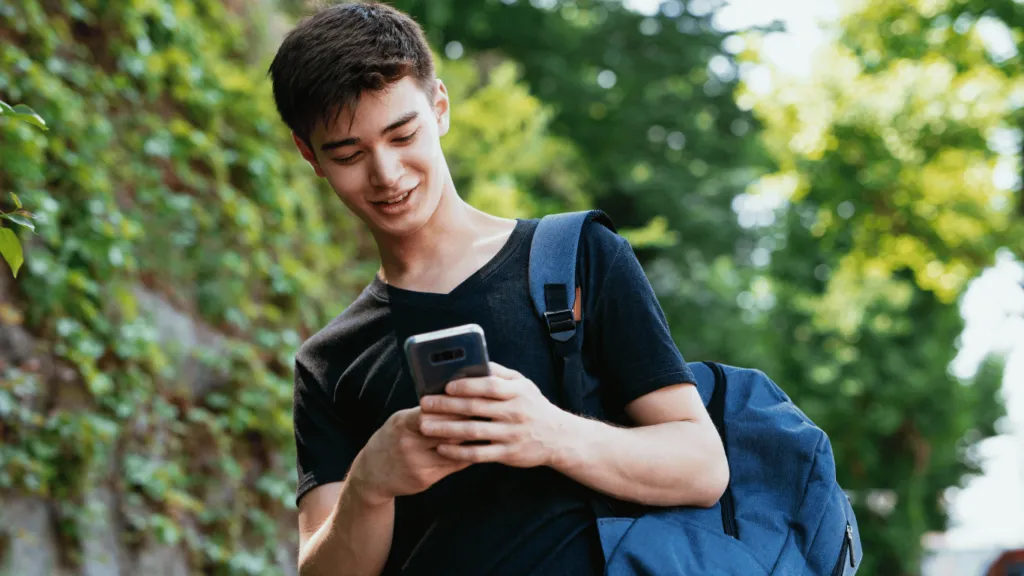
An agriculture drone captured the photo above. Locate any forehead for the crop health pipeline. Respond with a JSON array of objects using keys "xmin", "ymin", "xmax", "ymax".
[{"xmin": 317, "ymin": 77, "xmax": 431, "ymax": 140}]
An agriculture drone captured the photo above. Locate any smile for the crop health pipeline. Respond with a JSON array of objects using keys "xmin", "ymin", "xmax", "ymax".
[
  {"xmin": 371, "ymin": 184, "xmax": 418, "ymax": 212},
  {"xmin": 373, "ymin": 190, "xmax": 411, "ymax": 205}
]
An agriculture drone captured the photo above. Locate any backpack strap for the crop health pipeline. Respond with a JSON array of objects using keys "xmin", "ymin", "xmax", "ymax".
[
  {"xmin": 528, "ymin": 210, "xmax": 614, "ymax": 417},
  {"xmin": 704, "ymin": 361, "xmax": 739, "ymax": 539}
]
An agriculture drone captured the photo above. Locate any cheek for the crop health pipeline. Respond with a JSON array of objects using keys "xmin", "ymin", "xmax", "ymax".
[
  {"xmin": 324, "ymin": 167, "xmax": 367, "ymax": 201},
  {"xmin": 408, "ymin": 137, "xmax": 440, "ymax": 175}
]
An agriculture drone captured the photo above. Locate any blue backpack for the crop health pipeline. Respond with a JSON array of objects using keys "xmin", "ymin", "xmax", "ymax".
[{"xmin": 528, "ymin": 210, "xmax": 863, "ymax": 575}]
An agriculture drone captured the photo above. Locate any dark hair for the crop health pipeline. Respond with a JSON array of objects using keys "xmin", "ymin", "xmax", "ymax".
[{"xmin": 268, "ymin": 2, "xmax": 436, "ymax": 147}]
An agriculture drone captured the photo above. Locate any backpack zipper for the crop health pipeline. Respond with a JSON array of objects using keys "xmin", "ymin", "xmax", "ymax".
[
  {"xmin": 847, "ymin": 523, "xmax": 856, "ymax": 568},
  {"xmin": 830, "ymin": 523, "xmax": 856, "ymax": 576}
]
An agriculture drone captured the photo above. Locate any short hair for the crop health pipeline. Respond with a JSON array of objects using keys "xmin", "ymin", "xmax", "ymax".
[{"xmin": 268, "ymin": 2, "xmax": 436, "ymax": 147}]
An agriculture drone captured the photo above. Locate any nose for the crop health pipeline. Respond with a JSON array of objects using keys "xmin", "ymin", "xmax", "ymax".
[{"xmin": 369, "ymin": 147, "xmax": 403, "ymax": 190}]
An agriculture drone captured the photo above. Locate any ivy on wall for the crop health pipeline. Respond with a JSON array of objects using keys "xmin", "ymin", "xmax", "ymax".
[{"xmin": 0, "ymin": 0, "xmax": 585, "ymax": 572}]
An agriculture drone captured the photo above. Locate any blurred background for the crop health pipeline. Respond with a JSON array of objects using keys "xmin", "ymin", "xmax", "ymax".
[{"xmin": 0, "ymin": 0, "xmax": 1021, "ymax": 574}]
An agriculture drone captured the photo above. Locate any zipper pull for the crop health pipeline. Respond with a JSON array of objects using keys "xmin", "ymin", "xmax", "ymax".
[{"xmin": 846, "ymin": 524, "xmax": 856, "ymax": 568}]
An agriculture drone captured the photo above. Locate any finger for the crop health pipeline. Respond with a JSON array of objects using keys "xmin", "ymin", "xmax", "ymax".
[
  {"xmin": 420, "ymin": 395, "xmax": 506, "ymax": 419},
  {"xmin": 446, "ymin": 375, "xmax": 517, "ymax": 400},
  {"xmin": 436, "ymin": 442, "xmax": 510, "ymax": 463},
  {"xmin": 488, "ymin": 362, "xmax": 523, "ymax": 380},
  {"xmin": 414, "ymin": 414, "xmax": 465, "ymax": 446},
  {"xmin": 418, "ymin": 412, "xmax": 466, "ymax": 423},
  {"xmin": 419, "ymin": 419, "xmax": 517, "ymax": 442}
]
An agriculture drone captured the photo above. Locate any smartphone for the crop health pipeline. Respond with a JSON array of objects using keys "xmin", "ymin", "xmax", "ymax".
[{"xmin": 404, "ymin": 323, "xmax": 491, "ymax": 398}]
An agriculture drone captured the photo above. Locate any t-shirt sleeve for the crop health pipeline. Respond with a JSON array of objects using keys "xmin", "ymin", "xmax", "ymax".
[
  {"xmin": 293, "ymin": 355, "xmax": 360, "ymax": 506},
  {"xmin": 583, "ymin": 224, "xmax": 696, "ymax": 411}
]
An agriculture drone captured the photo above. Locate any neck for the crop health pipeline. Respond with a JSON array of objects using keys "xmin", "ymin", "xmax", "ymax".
[{"xmin": 373, "ymin": 177, "xmax": 492, "ymax": 287}]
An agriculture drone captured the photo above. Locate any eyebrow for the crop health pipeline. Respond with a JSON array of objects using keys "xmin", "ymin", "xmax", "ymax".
[{"xmin": 320, "ymin": 111, "xmax": 419, "ymax": 152}]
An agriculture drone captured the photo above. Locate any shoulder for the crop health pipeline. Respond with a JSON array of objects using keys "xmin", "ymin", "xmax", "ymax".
[
  {"xmin": 294, "ymin": 285, "xmax": 389, "ymax": 386},
  {"xmin": 577, "ymin": 214, "xmax": 631, "ymax": 280},
  {"xmin": 581, "ymin": 215, "xmax": 628, "ymax": 255},
  {"xmin": 524, "ymin": 212, "xmax": 626, "ymax": 267}
]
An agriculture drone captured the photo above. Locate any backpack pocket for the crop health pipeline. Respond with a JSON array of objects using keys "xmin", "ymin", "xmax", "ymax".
[
  {"xmin": 829, "ymin": 521, "xmax": 856, "ymax": 576},
  {"xmin": 774, "ymin": 435, "xmax": 858, "ymax": 575},
  {"xmin": 602, "ymin": 512, "xmax": 769, "ymax": 576}
]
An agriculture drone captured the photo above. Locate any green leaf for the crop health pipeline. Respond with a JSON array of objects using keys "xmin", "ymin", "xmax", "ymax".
[
  {"xmin": 1, "ymin": 100, "xmax": 48, "ymax": 131},
  {"xmin": 11, "ymin": 104, "xmax": 48, "ymax": 131},
  {"xmin": 1, "ymin": 213, "xmax": 34, "ymax": 232},
  {"xmin": 10, "ymin": 193, "xmax": 21, "ymax": 208},
  {"xmin": 0, "ymin": 228, "xmax": 24, "ymax": 277}
]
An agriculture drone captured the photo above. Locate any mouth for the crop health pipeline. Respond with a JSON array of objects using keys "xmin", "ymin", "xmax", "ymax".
[{"xmin": 371, "ymin": 185, "xmax": 417, "ymax": 209}]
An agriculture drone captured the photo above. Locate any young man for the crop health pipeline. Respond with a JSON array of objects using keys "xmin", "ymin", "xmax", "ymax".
[{"xmin": 269, "ymin": 3, "xmax": 729, "ymax": 575}]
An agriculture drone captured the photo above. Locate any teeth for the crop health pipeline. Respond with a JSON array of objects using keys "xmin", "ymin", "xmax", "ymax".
[{"xmin": 381, "ymin": 191, "xmax": 409, "ymax": 205}]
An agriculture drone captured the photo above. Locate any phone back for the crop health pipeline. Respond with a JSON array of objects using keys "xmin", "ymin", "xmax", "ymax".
[{"xmin": 404, "ymin": 324, "xmax": 491, "ymax": 397}]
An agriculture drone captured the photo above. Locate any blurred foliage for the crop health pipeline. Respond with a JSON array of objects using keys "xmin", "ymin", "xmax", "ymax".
[
  {"xmin": 730, "ymin": 0, "xmax": 1020, "ymax": 572},
  {"xmin": 0, "ymin": 0, "xmax": 1017, "ymax": 575}
]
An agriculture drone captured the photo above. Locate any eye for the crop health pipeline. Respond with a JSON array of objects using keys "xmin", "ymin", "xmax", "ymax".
[
  {"xmin": 394, "ymin": 130, "xmax": 418, "ymax": 143},
  {"xmin": 333, "ymin": 151, "xmax": 361, "ymax": 165}
]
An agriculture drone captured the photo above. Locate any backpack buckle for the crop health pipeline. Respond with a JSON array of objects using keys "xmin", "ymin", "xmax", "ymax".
[{"xmin": 544, "ymin": 309, "xmax": 577, "ymax": 340}]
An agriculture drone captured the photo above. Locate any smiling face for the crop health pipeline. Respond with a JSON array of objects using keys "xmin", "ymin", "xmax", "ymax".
[{"xmin": 294, "ymin": 76, "xmax": 452, "ymax": 238}]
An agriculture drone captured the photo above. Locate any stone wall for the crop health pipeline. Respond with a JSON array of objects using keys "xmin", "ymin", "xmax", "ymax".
[{"xmin": 0, "ymin": 273, "xmax": 297, "ymax": 576}]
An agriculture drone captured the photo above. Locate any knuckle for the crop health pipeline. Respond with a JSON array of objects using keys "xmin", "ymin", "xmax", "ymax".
[{"xmin": 510, "ymin": 402, "xmax": 528, "ymax": 422}]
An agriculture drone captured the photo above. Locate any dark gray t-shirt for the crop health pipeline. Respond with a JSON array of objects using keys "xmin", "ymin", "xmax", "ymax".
[{"xmin": 293, "ymin": 217, "xmax": 695, "ymax": 575}]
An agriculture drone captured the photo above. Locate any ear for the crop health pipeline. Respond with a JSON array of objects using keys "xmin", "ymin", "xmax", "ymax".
[
  {"xmin": 292, "ymin": 132, "xmax": 326, "ymax": 178},
  {"xmin": 433, "ymin": 78, "xmax": 451, "ymax": 137}
]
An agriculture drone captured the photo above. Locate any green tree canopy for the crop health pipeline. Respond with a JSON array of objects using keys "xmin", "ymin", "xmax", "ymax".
[{"xmin": 733, "ymin": 0, "xmax": 1018, "ymax": 571}]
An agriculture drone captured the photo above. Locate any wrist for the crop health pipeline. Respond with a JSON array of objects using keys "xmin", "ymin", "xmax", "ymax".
[
  {"xmin": 547, "ymin": 410, "xmax": 596, "ymax": 473},
  {"xmin": 345, "ymin": 456, "xmax": 394, "ymax": 509}
]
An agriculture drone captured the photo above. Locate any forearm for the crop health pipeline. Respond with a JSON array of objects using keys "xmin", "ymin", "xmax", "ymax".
[
  {"xmin": 550, "ymin": 415, "xmax": 728, "ymax": 508},
  {"xmin": 298, "ymin": 477, "xmax": 395, "ymax": 576}
]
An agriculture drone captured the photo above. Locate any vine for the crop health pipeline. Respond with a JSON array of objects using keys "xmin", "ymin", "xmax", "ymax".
[
  {"xmin": 0, "ymin": 1, "xmax": 579, "ymax": 572},
  {"xmin": 0, "ymin": 100, "xmax": 43, "ymax": 277},
  {"xmin": 0, "ymin": 0, "xmax": 368, "ymax": 572}
]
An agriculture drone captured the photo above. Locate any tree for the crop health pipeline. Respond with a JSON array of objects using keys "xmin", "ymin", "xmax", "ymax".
[{"xmin": 737, "ymin": 0, "xmax": 1017, "ymax": 571}]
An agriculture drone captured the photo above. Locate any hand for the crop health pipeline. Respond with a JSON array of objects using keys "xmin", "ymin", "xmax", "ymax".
[
  {"xmin": 348, "ymin": 407, "xmax": 471, "ymax": 505},
  {"xmin": 418, "ymin": 362, "xmax": 573, "ymax": 468}
]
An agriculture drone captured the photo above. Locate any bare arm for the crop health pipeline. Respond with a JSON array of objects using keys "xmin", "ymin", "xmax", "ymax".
[
  {"xmin": 297, "ymin": 478, "xmax": 394, "ymax": 576},
  {"xmin": 420, "ymin": 366, "xmax": 728, "ymax": 509},
  {"xmin": 296, "ymin": 408, "xmax": 469, "ymax": 576},
  {"xmin": 549, "ymin": 383, "xmax": 729, "ymax": 508}
]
